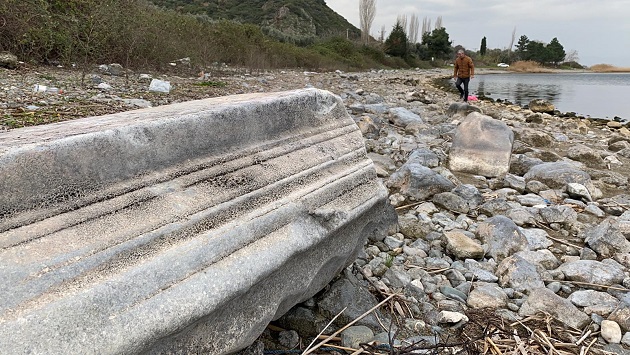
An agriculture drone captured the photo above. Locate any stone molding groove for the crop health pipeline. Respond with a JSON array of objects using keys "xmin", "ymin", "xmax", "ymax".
[{"xmin": 0, "ymin": 89, "xmax": 394, "ymax": 354}]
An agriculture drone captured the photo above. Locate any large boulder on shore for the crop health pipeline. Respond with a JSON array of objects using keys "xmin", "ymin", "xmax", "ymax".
[
  {"xmin": 528, "ymin": 99, "xmax": 555, "ymax": 113},
  {"xmin": 448, "ymin": 112, "xmax": 514, "ymax": 177}
]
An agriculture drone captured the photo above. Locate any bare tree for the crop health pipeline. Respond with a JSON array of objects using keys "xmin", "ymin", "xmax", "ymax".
[
  {"xmin": 397, "ymin": 14, "xmax": 408, "ymax": 37},
  {"xmin": 434, "ymin": 16, "xmax": 443, "ymax": 30},
  {"xmin": 508, "ymin": 26, "xmax": 517, "ymax": 59},
  {"xmin": 408, "ymin": 14, "xmax": 420, "ymax": 44},
  {"xmin": 379, "ymin": 25, "xmax": 386, "ymax": 43},
  {"xmin": 565, "ymin": 49, "xmax": 579, "ymax": 63},
  {"xmin": 421, "ymin": 17, "xmax": 431, "ymax": 37},
  {"xmin": 359, "ymin": 0, "xmax": 377, "ymax": 45}
]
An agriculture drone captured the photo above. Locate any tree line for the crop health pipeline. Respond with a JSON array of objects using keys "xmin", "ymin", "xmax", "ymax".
[{"xmin": 358, "ymin": 0, "xmax": 573, "ymax": 66}]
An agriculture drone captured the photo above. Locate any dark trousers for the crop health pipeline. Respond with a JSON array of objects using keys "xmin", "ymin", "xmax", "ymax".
[{"xmin": 455, "ymin": 77, "xmax": 470, "ymax": 101}]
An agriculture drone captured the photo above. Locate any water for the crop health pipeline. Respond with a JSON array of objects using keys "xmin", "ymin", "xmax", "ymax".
[{"xmin": 466, "ymin": 72, "xmax": 630, "ymax": 120}]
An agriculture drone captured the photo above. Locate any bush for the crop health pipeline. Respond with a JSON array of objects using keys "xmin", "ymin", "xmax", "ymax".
[{"xmin": 0, "ymin": 0, "xmax": 406, "ymax": 72}]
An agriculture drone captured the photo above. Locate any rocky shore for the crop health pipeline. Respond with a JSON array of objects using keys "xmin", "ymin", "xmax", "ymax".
[{"xmin": 2, "ymin": 64, "xmax": 630, "ymax": 354}]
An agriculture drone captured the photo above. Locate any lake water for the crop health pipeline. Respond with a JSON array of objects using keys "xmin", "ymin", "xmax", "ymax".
[{"xmin": 466, "ymin": 72, "xmax": 630, "ymax": 120}]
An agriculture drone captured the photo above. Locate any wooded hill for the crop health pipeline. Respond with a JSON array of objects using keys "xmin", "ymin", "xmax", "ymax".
[{"xmin": 149, "ymin": 0, "xmax": 361, "ymax": 44}]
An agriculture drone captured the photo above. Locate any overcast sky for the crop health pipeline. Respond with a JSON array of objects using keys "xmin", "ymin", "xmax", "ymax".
[{"xmin": 325, "ymin": 0, "xmax": 630, "ymax": 67}]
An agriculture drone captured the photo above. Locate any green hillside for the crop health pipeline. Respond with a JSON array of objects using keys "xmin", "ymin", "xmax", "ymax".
[{"xmin": 149, "ymin": 0, "xmax": 361, "ymax": 42}]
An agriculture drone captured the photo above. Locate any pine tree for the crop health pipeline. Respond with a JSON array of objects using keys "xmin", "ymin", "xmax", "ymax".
[
  {"xmin": 480, "ymin": 36, "xmax": 487, "ymax": 56},
  {"xmin": 384, "ymin": 21, "xmax": 408, "ymax": 57}
]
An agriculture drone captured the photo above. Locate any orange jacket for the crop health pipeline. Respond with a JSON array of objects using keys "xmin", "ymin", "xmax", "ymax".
[{"xmin": 454, "ymin": 55, "xmax": 474, "ymax": 78}]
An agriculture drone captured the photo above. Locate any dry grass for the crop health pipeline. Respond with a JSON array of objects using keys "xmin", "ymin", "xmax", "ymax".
[
  {"xmin": 508, "ymin": 61, "xmax": 554, "ymax": 73},
  {"xmin": 589, "ymin": 64, "xmax": 630, "ymax": 72}
]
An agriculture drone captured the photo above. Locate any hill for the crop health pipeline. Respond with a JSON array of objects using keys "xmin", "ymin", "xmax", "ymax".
[{"xmin": 149, "ymin": 0, "xmax": 361, "ymax": 43}]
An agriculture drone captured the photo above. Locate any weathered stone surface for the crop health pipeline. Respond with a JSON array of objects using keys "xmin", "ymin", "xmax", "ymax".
[
  {"xmin": 519, "ymin": 288, "xmax": 590, "ymax": 330},
  {"xmin": 448, "ymin": 112, "xmax": 514, "ymax": 177},
  {"xmin": 584, "ymin": 218, "xmax": 630, "ymax": 258},
  {"xmin": 497, "ymin": 255, "xmax": 545, "ymax": 293},
  {"xmin": 528, "ymin": 99, "xmax": 555, "ymax": 113},
  {"xmin": 524, "ymin": 161, "xmax": 602, "ymax": 200},
  {"xmin": 388, "ymin": 157, "xmax": 456, "ymax": 201},
  {"xmin": 467, "ymin": 282, "xmax": 508, "ymax": 309},
  {"xmin": 0, "ymin": 89, "xmax": 395, "ymax": 354},
  {"xmin": 444, "ymin": 230, "xmax": 485, "ymax": 259},
  {"xmin": 389, "ymin": 107, "xmax": 424, "ymax": 127},
  {"xmin": 557, "ymin": 260, "xmax": 626, "ymax": 286},
  {"xmin": 477, "ymin": 215, "xmax": 529, "ymax": 262}
]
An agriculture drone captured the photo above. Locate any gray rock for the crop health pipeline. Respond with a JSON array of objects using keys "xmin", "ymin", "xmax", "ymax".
[
  {"xmin": 568, "ymin": 290, "xmax": 619, "ymax": 308},
  {"xmin": 519, "ymin": 288, "xmax": 590, "ymax": 329},
  {"xmin": 567, "ymin": 144, "xmax": 606, "ymax": 168},
  {"xmin": 514, "ymin": 250, "xmax": 560, "ymax": 270},
  {"xmin": 447, "ymin": 102, "xmax": 482, "ymax": 116},
  {"xmin": 479, "ymin": 198, "xmax": 512, "ymax": 216},
  {"xmin": 341, "ymin": 326, "xmax": 374, "ymax": 349},
  {"xmin": 538, "ymin": 205, "xmax": 578, "ymax": 225},
  {"xmin": 609, "ymin": 307, "xmax": 630, "ymax": 332},
  {"xmin": 467, "ymin": 282, "xmax": 508, "ymax": 309},
  {"xmin": 503, "ymin": 174, "xmax": 526, "ymax": 193},
  {"xmin": 444, "ymin": 230, "xmax": 485, "ymax": 259},
  {"xmin": 318, "ymin": 277, "xmax": 390, "ymax": 331},
  {"xmin": 388, "ymin": 162, "xmax": 455, "ymax": 201},
  {"xmin": 477, "ymin": 216, "xmax": 529, "ymax": 261},
  {"xmin": 497, "ymin": 255, "xmax": 545, "ymax": 293},
  {"xmin": 389, "ymin": 107, "xmax": 424, "ymax": 127},
  {"xmin": 519, "ymin": 228, "xmax": 553, "ymax": 250},
  {"xmin": 515, "ymin": 193, "xmax": 548, "ymax": 207},
  {"xmin": 514, "ymin": 128, "xmax": 554, "ymax": 147},
  {"xmin": 278, "ymin": 330, "xmax": 300, "ymax": 349},
  {"xmin": 452, "ymin": 184, "xmax": 484, "ymax": 209},
  {"xmin": 384, "ymin": 266, "xmax": 412, "ymax": 289},
  {"xmin": 583, "ymin": 218, "xmax": 630, "ymax": 258},
  {"xmin": 464, "ymin": 259, "xmax": 499, "ymax": 282},
  {"xmin": 439, "ymin": 286, "xmax": 468, "ymax": 303},
  {"xmin": 448, "ymin": 112, "xmax": 514, "ymax": 177},
  {"xmin": 557, "ymin": 260, "xmax": 626, "ymax": 286},
  {"xmin": 398, "ymin": 213, "xmax": 433, "ymax": 240},
  {"xmin": 524, "ymin": 162, "xmax": 601, "ymax": 200},
  {"xmin": 432, "ymin": 192, "xmax": 470, "ymax": 214},
  {"xmin": 510, "ymin": 154, "xmax": 544, "ymax": 176},
  {"xmin": 409, "ymin": 148, "xmax": 441, "ymax": 169}
]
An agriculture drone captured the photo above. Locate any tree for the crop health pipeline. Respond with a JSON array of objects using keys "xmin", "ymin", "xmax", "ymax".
[
  {"xmin": 480, "ymin": 36, "xmax": 487, "ymax": 56},
  {"xmin": 547, "ymin": 37, "xmax": 566, "ymax": 65},
  {"xmin": 384, "ymin": 21, "xmax": 408, "ymax": 57},
  {"xmin": 526, "ymin": 41, "xmax": 550, "ymax": 64},
  {"xmin": 434, "ymin": 16, "xmax": 443, "ymax": 30},
  {"xmin": 408, "ymin": 14, "xmax": 420, "ymax": 44},
  {"xmin": 515, "ymin": 34, "xmax": 529, "ymax": 59},
  {"xmin": 508, "ymin": 26, "xmax": 516, "ymax": 59},
  {"xmin": 421, "ymin": 27, "xmax": 452, "ymax": 60},
  {"xmin": 359, "ymin": 0, "xmax": 376, "ymax": 45}
]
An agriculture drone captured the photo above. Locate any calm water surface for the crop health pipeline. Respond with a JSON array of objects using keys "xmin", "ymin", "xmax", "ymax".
[{"xmin": 466, "ymin": 72, "xmax": 630, "ymax": 120}]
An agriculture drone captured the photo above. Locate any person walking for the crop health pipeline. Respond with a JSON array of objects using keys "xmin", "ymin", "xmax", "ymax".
[{"xmin": 454, "ymin": 49, "xmax": 474, "ymax": 102}]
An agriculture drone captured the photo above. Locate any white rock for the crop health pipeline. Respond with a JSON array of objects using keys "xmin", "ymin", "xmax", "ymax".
[
  {"xmin": 601, "ymin": 320, "xmax": 622, "ymax": 344},
  {"xmin": 438, "ymin": 311, "xmax": 469, "ymax": 324}
]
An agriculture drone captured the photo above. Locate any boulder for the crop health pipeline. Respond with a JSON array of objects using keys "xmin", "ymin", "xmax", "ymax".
[
  {"xmin": 519, "ymin": 288, "xmax": 590, "ymax": 330},
  {"xmin": 477, "ymin": 215, "xmax": 529, "ymax": 261},
  {"xmin": 448, "ymin": 112, "xmax": 514, "ymax": 177},
  {"xmin": 0, "ymin": 51, "xmax": 18, "ymax": 69},
  {"xmin": 528, "ymin": 99, "xmax": 555, "ymax": 113}
]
